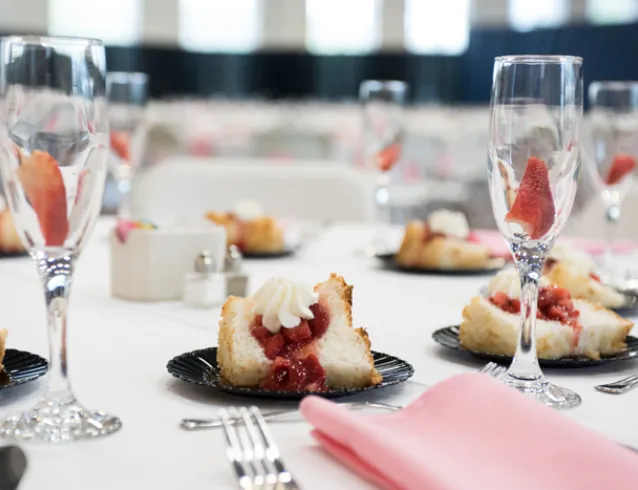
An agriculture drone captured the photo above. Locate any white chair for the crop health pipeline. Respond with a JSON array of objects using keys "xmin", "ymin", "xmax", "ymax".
[{"xmin": 130, "ymin": 157, "xmax": 375, "ymax": 224}]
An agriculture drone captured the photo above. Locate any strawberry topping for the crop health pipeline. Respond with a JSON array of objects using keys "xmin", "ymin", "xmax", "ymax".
[
  {"xmin": 251, "ymin": 301, "xmax": 330, "ymax": 392},
  {"xmin": 376, "ymin": 142, "xmax": 401, "ymax": 172},
  {"xmin": 606, "ymin": 154, "xmax": 636, "ymax": 185},
  {"xmin": 505, "ymin": 157, "xmax": 555, "ymax": 240},
  {"xmin": 490, "ymin": 285, "xmax": 582, "ymax": 343},
  {"xmin": 110, "ymin": 131, "xmax": 130, "ymax": 161},
  {"xmin": 17, "ymin": 150, "xmax": 69, "ymax": 247}
]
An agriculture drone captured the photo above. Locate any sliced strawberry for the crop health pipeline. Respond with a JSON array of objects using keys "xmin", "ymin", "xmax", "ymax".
[
  {"xmin": 505, "ymin": 157, "xmax": 555, "ymax": 240},
  {"xmin": 308, "ymin": 303, "xmax": 330, "ymax": 338},
  {"xmin": 376, "ymin": 142, "xmax": 401, "ymax": 172},
  {"xmin": 264, "ymin": 333, "xmax": 285, "ymax": 360},
  {"xmin": 251, "ymin": 323, "xmax": 272, "ymax": 344},
  {"xmin": 606, "ymin": 155, "xmax": 636, "ymax": 185},
  {"xmin": 281, "ymin": 320, "xmax": 312, "ymax": 343},
  {"xmin": 17, "ymin": 150, "xmax": 68, "ymax": 247},
  {"xmin": 110, "ymin": 131, "xmax": 130, "ymax": 161}
]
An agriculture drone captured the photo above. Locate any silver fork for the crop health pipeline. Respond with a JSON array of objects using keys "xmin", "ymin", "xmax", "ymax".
[
  {"xmin": 595, "ymin": 373, "xmax": 638, "ymax": 394},
  {"xmin": 221, "ymin": 405, "xmax": 300, "ymax": 490},
  {"xmin": 479, "ymin": 362, "xmax": 507, "ymax": 379}
]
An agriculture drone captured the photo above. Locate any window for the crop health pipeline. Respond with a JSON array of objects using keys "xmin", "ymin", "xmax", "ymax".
[
  {"xmin": 306, "ymin": 0, "xmax": 381, "ymax": 55},
  {"xmin": 404, "ymin": 0, "xmax": 470, "ymax": 55},
  {"xmin": 48, "ymin": 0, "xmax": 141, "ymax": 46},
  {"xmin": 508, "ymin": 0, "xmax": 569, "ymax": 31},
  {"xmin": 178, "ymin": 0, "xmax": 261, "ymax": 53},
  {"xmin": 586, "ymin": 0, "xmax": 638, "ymax": 25}
]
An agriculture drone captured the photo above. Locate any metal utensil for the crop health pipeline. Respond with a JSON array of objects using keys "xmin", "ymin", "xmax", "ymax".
[
  {"xmin": 220, "ymin": 406, "xmax": 301, "ymax": 489},
  {"xmin": 478, "ymin": 362, "xmax": 507, "ymax": 379},
  {"xmin": 181, "ymin": 401, "xmax": 401, "ymax": 430},
  {"xmin": 595, "ymin": 373, "xmax": 638, "ymax": 394}
]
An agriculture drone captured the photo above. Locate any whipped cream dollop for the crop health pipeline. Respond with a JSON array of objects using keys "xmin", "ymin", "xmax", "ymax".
[
  {"xmin": 428, "ymin": 210, "xmax": 470, "ymax": 240},
  {"xmin": 549, "ymin": 242, "xmax": 595, "ymax": 274},
  {"xmin": 488, "ymin": 268, "xmax": 550, "ymax": 299},
  {"xmin": 251, "ymin": 277, "xmax": 319, "ymax": 333},
  {"xmin": 233, "ymin": 200, "xmax": 264, "ymax": 221}
]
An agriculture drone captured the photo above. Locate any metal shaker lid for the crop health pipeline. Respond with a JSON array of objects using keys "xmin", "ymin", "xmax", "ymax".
[
  {"xmin": 225, "ymin": 245, "xmax": 243, "ymax": 273},
  {"xmin": 194, "ymin": 250, "xmax": 217, "ymax": 274}
]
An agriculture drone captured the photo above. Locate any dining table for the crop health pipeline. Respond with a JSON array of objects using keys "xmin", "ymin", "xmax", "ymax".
[{"xmin": 2, "ymin": 217, "xmax": 637, "ymax": 489}]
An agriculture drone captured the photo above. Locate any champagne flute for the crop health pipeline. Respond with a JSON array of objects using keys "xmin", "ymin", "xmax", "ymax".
[
  {"xmin": 359, "ymin": 80, "xmax": 407, "ymax": 256},
  {"xmin": 488, "ymin": 55, "xmax": 583, "ymax": 409},
  {"xmin": 106, "ymin": 71, "xmax": 148, "ymax": 220},
  {"xmin": 0, "ymin": 36, "xmax": 121, "ymax": 441},
  {"xmin": 587, "ymin": 81, "xmax": 638, "ymax": 285}
]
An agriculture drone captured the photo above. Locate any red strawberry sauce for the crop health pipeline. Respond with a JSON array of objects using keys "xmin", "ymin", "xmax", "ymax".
[
  {"xmin": 490, "ymin": 286, "xmax": 582, "ymax": 344},
  {"xmin": 250, "ymin": 302, "xmax": 330, "ymax": 391}
]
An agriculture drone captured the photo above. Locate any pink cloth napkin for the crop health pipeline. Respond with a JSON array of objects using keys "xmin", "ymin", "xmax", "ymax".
[
  {"xmin": 471, "ymin": 229, "xmax": 637, "ymax": 258},
  {"xmin": 300, "ymin": 373, "xmax": 638, "ymax": 490}
]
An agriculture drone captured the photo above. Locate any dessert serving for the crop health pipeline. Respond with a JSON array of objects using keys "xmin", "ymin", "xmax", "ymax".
[
  {"xmin": 395, "ymin": 210, "xmax": 494, "ymax": 270},
  {"xmin": 544, "ymin": 242, "xmax": 626, "ymax": 309},
  {"xmin": 217, "ymin": 274, "xmax": 382, "ymax": 392},
  {"xmin": 206, "ymin": 200, "xmax": 285, "ymax": 255},
  {"xmin": 461, "ymin": 269, "xmax": 633, "ymax": 360}
]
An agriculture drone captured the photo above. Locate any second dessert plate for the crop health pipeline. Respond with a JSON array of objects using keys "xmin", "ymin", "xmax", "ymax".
[
  {"xmin": 432, "ymin": 325, "xmax": 638, "ymax": 367},
  {"xmin": 376, "ymin": 252, "xmax": 506, "ymax": 276},
  {"xmin": 0, "ymin": 349, "xmax": 48, "ymax": 388},
  {"xmin": 167, "ymin": 347, "xmax": 414, "ymax": 400},
  {"xmin": 242, "ymin": 248, "xmax": 297, "ymax": 259}
]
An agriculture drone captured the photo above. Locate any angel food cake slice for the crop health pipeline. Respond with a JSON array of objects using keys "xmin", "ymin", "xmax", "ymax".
[
  {"xmin": 396, "ymin": 210, "xmax": 491, "ymax": 269},
  {"xmin": 461, "ymin": 269, "xmax": 632, "ymax": 360},
  {"xmin": 217, "ymin": 273, "xmax": 382, "ymax": 392},
  {"xmin": 544, "ymin": 243, "xmax": 625, "ymax": 309}
]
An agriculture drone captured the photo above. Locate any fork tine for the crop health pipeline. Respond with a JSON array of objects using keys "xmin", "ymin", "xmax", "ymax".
[
  {"xmin": 229, "ymin": 407, "xmax": 264, "ymax": 489},
  {"xmin": 241, "ymin": 406, "xmax": 276, "ymax": 487},
  {"xmin": 250, "ymin": 406, "xmax": 295, "ymax": 485},
  {"xmin": 479, "ymin": 362, "xmax": 507, "ymax": 379},
  {"xmin": 219, "ymin": 408, "xmax": 254, "ymax": 490}
]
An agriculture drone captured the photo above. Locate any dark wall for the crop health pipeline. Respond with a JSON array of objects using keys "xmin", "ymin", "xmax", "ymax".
[{"xmin": 8, "ymin": 21, "xmax": 635, "ymax": 104}]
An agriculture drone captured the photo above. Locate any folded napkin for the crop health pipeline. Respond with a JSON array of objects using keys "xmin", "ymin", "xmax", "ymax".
[
  {"xmin": 471, "ymin": 229, "xmax": 637, "ymax": 258},
  {"xmin": 300, "ymin": 373, "xmax": 638, "ymax": 490}
]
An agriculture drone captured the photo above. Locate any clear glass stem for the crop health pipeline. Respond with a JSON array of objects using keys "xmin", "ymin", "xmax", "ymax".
[
  {"xmin": 508, "ymin": 248, "xmax": 544, "ymax": 381},
  {"xmin": 116, "ymin": 177, "xmax": 131, "ymax": 221},
  {"xmin": 37, "ymin": 252, "xmax": 75, "ymax": 403},
  {"xmin": 604, "ymin": 203, "xmax": 621, "ymax": 274},
  {"xmin": 372, "ymin": 172, "xmax": 391, "ymax": 248}
]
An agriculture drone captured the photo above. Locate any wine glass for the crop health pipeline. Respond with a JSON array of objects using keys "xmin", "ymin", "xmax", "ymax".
[
  {"xmin": 106, "ymin": 71, "xmax": 148, "ymax": 220},
  {"xmin": 488, "ymin": 55, "xmax": 583, "ymax": 409},
  {"xmin": 0, "ymin": 36, "xmax": 121, "ymax": 441},
  {"xmin": 358, "ymin": 80, "xmax": 407, "ymax": 256},
  {"xmin": 587, "ymin": 81, "xmax": 638, "ymax": 285}
]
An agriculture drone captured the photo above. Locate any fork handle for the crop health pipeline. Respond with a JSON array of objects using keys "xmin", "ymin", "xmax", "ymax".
[
  {"xmin": 595, "ymin": 374, "xmax": 638, "ymax": 394},
  {"xmin": 181, "ymin": 408, "xmax": 295, "ymax": 430}
]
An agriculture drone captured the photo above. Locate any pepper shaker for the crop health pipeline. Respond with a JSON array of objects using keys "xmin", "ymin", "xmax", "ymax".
[
  {"xmin": 182, "ymin": 250, "xmax": 226, "ymax": 308},
  {"xmin": 225, "ymin": 245, "xmax": 249, "ymax": 297}
]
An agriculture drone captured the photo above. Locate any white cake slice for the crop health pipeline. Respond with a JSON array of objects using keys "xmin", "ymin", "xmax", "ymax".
[
  {"xmin": 460, "ymin": 296, "xmax": 632, "ymax": 360},
  {"xmin": 217, "ymin": 273, "xmax": 381, "ymax": 391}
]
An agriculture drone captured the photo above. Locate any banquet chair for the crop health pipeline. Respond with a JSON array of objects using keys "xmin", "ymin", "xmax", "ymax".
[{"xmin": 130, "ymin": 157, "xmax": 375, "ymax": 224}]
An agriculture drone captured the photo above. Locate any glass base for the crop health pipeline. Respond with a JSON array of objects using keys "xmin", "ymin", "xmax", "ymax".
[
  {"xmin": 0, "ymin": 398, "xmax": 122, "ymax": 443},
  {"xmin": 503, "ymin": 373, "xmax": 581, "ymax": 409}
]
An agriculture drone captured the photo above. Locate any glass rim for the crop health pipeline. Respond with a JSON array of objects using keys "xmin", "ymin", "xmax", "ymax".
[
  {"xmin": 494, "ymin": 55, "xmax": 582, "ymax": 65},
  {"xmin": 360, "ymin": 80, "xmax": 408, "ymax": 91},
  {"xmin": 589, "ymin": 80, "xmax": 638, "ymax": 91},
  {"xmin": 1, "ymin": 35, "xmax": 104, "ymax": 48},
  {"xmin": 107, "ymin": 71, "xmax": 149, "ymax": 84}
]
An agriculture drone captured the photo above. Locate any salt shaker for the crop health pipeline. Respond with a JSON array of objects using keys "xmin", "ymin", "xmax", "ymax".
[
  {"xmin": 225, "ymin": 245, "xmax": 249, "ymax": 297},
  {"xmin": 182, "ymin": 250, "xmax": 226, "ymax": 308}
]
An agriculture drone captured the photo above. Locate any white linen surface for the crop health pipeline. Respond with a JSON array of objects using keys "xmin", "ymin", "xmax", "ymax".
[{"xmin": 3, "ymin": 218, "xmax": 637, "ymax": 489}]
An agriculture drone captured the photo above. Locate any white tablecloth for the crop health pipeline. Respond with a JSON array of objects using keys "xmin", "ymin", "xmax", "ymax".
[{"xmin": 3, "ymin": 218, "xmax": 637, "ymax": 489}]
